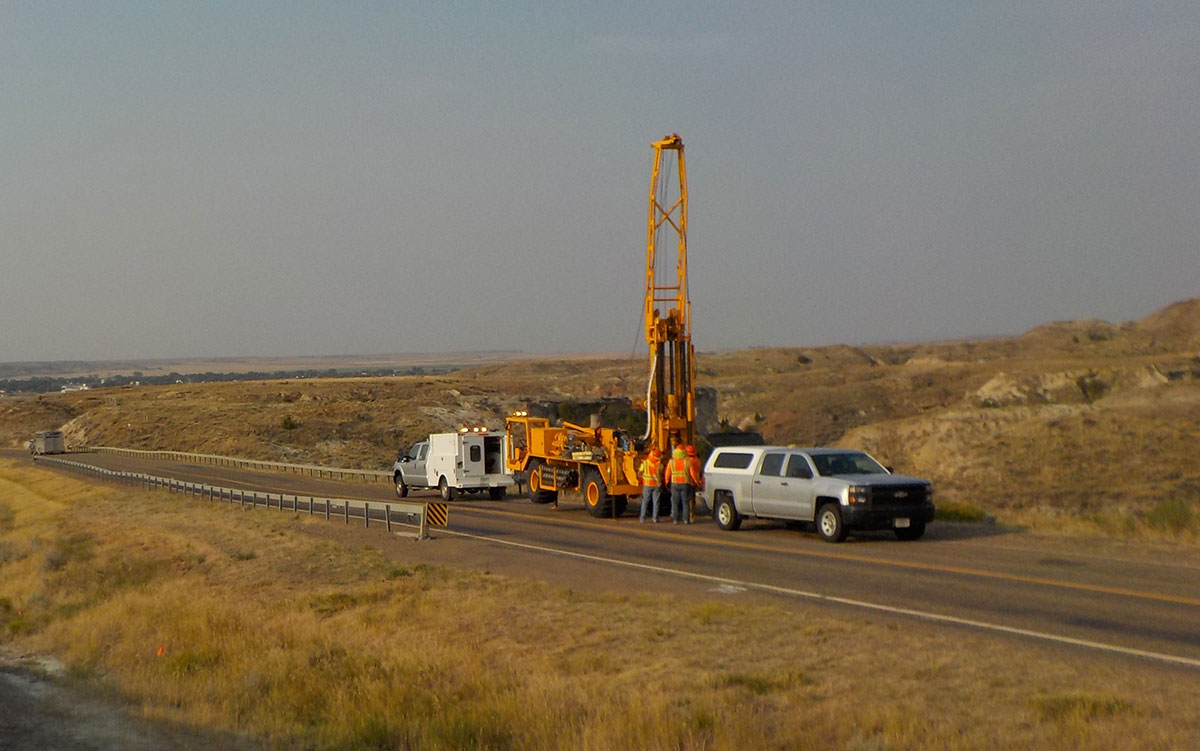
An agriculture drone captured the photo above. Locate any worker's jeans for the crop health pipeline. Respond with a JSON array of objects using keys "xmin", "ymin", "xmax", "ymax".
[
  {"xmin": 670, "ymin": 484, "xmax": 690, "ymax": 523},
  {"xmin": 639, "ymin": 485, "xmax": 660, "ymax": 521}
]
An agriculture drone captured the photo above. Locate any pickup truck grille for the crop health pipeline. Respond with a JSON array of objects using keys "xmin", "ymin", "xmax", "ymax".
[{"xmin": 870, "ymin": 484, "xmax": 929, "ymax": 508}]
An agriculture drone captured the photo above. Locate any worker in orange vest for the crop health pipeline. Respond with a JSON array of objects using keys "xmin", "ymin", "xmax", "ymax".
[
  {"xmin": 667, "ymin": 445, "xmax": 690, "ymax": 524},
  {"xmin": 638, "ymin": 448, "xmax": 663, "ymax": 523},
  {"xmin": 686, "ymin": 444, "xmax": 703, "ymax": 523}
]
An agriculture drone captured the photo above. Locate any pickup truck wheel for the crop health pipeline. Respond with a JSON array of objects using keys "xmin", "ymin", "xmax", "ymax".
[
  {"xmin": 488, "ymin": 486, "xmax": 507, "ymax": 500},
  {"xmin": 894, "ymin": 520, "xmax": 926, "ymax": 541},
  {"xmin": 817, "ymin": 503, "xmax": 848, "ymax": 543},
  {"xmin": 438, "ymin": 476, "xmax": 455, "ymax": 502},
  {"xmin": 394, "ymin": 474, "xmax": 408, "ymax": 498},
  {"xmin": 715, "ymin": 496, "xmax": 741, "ymax": 531},
  {"xmin": 527, "ymin": 461, "xmax": 557, "ymax": 504},
  {"xmin": 582, "ymin": 468, "xmax": 614, "ymax": 518}
]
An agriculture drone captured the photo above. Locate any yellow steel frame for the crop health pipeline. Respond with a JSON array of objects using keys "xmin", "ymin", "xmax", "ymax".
[{"xmin": 643, "ymin": 133, "xmax": 695, "ymax": 454}]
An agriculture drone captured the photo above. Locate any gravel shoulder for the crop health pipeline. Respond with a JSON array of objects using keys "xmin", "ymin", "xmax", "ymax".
[{"xmin": 0, "ymin": 650, "xmax": 258, "ymax": 751}]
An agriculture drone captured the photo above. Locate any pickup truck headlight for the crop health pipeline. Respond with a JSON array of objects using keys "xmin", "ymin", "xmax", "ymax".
[{"xmin": 847, "ymin": 486, "xmax": 869, "ymax": 504}]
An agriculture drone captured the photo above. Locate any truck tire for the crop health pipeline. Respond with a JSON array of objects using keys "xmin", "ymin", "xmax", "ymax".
[
  {"xmin": 817, "ymin": 503, "xmax": 848, "ymax": 543},
  {"xmin": 527, "ymin": 461, "xmax": 557, "ymax": 504},
  {"xmin": 488, "ymin": 486, "xmax": 507, "ymax": 500},
  {"xmin": 894, "ymin": 520, "xmax": 926, "ymax": 541},
  {"xmin": 394, "ymin": 473, "xmax": 408, "ymax": 498},
  {"xmin": 438, "ymin": 476, "xmax": 455, "ymax": 502},
  {"xmin": 715, "ymin": 495, "xmax": 741, "ymax": 531},
  {"xmin": 582, "ymin": 468, "xmax": 616, "ymax": 518}
]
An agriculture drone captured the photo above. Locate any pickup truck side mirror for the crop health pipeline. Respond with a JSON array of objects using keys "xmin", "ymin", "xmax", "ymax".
[{"xmin": 885, "ymin": 466, "xmax": 894, "ymax": 474}]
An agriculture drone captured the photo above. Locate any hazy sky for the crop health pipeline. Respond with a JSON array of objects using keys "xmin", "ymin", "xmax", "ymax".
[{"xmin": 2, "ymin": 2, "xmax": 1197, "ymax": 363}]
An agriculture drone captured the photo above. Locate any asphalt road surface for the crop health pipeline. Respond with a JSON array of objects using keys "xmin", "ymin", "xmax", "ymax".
[{"xmin": 11, "ymin": 449, "xmax": 1200, "ymax": 672}]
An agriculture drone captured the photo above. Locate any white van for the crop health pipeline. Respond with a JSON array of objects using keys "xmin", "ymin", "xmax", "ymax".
[{"xmin": 393, "ymin": 430, "xmax": 514, "ymax": 501}]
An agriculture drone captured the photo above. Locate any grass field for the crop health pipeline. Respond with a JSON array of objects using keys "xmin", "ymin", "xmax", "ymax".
[{"xmin": 2, "ymin": 458, "xmax": 1198, "ymax": 750}]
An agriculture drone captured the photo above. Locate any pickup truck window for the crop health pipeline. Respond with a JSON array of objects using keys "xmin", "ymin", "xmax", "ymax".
[
  {"xmin": 812, "ymin": 452, "xmax": 886, "ymax": 476},
  {"xmin": 759, "ymin": 453, "xmax": 786, "ymax": 476},
  {"xmin": 418, "ymin": 445, "xmax": 429, "ymax": 460},
  {"xmin": 786, "ymin": 455, "xmax": 814, "ymax": 479},
  {"xmin": 712, "ymin": 451, "xmax": 754, "ymax": 469}
]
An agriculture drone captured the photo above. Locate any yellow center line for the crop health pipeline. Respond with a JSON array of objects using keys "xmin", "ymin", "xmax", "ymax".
[{"xmin": 451, "ymin": 505, "xmax": 1200, "ymax": 608}]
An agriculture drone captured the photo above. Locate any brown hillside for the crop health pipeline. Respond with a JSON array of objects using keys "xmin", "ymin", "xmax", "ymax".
[{"xmin": 2, "ymin": 299, "xmax": 1198, "ymax": 538}]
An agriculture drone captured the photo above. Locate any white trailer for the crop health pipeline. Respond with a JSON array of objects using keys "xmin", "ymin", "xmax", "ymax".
[
  {"xmin": 393, "ymin": 430, "xmax": 514, "ymax": 502},
  {"xmin": 31, "ymin": 430, "xmax": 65, "ymax": 455}
]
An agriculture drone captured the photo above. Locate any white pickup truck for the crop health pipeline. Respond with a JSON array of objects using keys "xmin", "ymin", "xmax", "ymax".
[
  {"xmin": 394, "ymin": 430, "xmax": 514, "ymax": 502},
  {"xmin": 698, "ymin": 445, "xmax": 934, "ymax": 542}
]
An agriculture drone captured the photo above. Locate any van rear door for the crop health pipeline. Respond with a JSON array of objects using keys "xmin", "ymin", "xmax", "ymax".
[{"xmin": 460, "ymin": 435, "xmax": 485, "ymax": 479}]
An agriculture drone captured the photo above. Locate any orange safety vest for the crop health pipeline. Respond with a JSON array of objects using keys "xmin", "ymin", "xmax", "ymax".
[
  {"xmin": 640, "ymin": 456, "xmax": 661, "ymax": 487},
  {"xmin": 687, "ymin": 455, "xmax": 702, "ymax": 485},
  {"xmin": 669, "ymin": 455, "xmax": 689, "ymax": 484}
]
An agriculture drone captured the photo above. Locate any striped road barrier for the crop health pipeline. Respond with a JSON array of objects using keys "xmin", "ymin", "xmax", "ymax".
[{"xmin": 34, "ymin": 455, "xmax": 445, "ymax": 540}]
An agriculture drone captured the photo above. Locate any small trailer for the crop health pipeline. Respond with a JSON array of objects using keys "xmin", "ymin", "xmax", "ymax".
[
  {"xmin": 31, "ymin": 430, "xmax": 65, "ymax": 455},
  {"xmin": 394, "ymin": 429, "xmax": 514, "ymax": 501}
]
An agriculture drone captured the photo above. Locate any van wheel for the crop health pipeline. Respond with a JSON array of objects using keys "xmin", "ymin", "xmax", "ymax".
[
  {"xmin": 527, "ymin": 461, "xmax": 557, "ymax": 504},
  {"xmin": 488, "ymin": 486, "xmax": 507, "ymax": 500},
  {"xmin": 895, "ymin": 521, "xmax": 926, "ymax": 541},
  {"xmin": 582, "ymin": 468, "xmax": 614, "ymax": 518},
  {"xmin": 394, "ymin": 474, "xmax": 408, "ymax": 498},
  {"xmin": 438, "ymin": 477, "xmax": 454, "ymax": 502},
  {"xmin": 817, "ymin": 503, "xmax": 848, "ymax": 543},
  {"xmin": 715, "ymin": 496, "xmax": 741, "ymax": 531}
]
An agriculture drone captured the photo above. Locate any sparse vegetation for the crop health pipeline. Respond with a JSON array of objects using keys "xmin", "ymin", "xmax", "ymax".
[{"xmin": 1, "ymin": 298, "xmax": 1198, "ymax": 541}]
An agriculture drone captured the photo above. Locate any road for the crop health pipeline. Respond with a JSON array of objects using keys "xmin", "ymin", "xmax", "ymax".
[{"xmin": 12, "ymin": 449, "xmax": 1200, "ymax": 671}]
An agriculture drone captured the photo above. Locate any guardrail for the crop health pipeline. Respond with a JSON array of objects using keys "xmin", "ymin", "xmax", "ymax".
[
  {"xmin": 86, "ymin": 446, "xmax": 391, "ymax": 483},
  {"xmin": 35, "ymin": 456, "xmax": 445, "ymax": 540}
]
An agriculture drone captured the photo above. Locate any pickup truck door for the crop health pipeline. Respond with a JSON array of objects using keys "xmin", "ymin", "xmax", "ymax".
[
  {"xmin": 405, "ymin": 443, "xmax": 429, "ymax": 485},
  {"xmin": 783, "ymin": 453, "xmax": 817, "ymax": 520},
  {"xmin": 750, "ymin": 452, "xmax": 802, "ymax": 520}
]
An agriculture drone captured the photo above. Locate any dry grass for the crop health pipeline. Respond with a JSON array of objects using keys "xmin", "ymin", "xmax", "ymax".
[
  {"xmin": 2, "ymin": 299, "xmax": 1198, "ymax": 541},
  {"xmin": 2, "ymin": 458, "xmax": 1199, "ymax": 750}
]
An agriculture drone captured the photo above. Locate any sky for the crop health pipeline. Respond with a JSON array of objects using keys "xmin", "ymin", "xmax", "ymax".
[{"xmin": 2, "ymin": 1, "xmax": 1197, "ymax": 363}]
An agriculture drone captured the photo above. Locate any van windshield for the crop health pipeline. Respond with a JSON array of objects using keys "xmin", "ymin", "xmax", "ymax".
[{"xmin": 811, "ymin": 452, "xmax": 886, "ymax": 476}]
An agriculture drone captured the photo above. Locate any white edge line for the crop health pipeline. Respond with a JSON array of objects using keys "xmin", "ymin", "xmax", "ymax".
[{"xmin": 443, "ymin": 529, "xmax": 1200, "ymax": 670}]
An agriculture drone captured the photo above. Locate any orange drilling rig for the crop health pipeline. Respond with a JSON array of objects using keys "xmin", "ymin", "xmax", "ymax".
[{"xmin": 505, "ymin": 133, "xmax": 696, "ymax": 517}]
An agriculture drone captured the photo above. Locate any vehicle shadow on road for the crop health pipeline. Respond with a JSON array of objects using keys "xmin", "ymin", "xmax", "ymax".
[{"xmin": 846, "ymin": 521, "xmax": 1021, "ymax": 544}]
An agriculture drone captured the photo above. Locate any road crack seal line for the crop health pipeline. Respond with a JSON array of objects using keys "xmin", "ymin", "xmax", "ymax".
[{"xmin": 442, "ymin": 528, "xmax": 1200, "ymax": 671}]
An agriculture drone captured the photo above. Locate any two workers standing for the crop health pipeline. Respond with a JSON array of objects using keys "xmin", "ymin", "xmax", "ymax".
[{"xmin": 639, "ymin": 444, "xmax": 702, "ymax": 524}]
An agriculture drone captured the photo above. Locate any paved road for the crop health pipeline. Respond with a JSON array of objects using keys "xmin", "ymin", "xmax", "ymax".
[{"xmin": 12, "ymin": 449, "xmax": 1200, "ymax": 670}]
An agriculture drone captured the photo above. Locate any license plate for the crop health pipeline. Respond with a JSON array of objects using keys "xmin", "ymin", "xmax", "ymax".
[{"xmin": 894, "ymin": 518, "xmax": 911, "ymax": 528}]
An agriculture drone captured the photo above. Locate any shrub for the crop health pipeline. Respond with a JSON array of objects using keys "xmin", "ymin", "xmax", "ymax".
[{"xmin": 1145, "ymin": 498, "xmax": 1196, "ymax": 535}]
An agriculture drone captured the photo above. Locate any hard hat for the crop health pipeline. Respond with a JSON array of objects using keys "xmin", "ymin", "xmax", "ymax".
[
  {"xmin": 685, "ymin": 445, "xmax": 697, "ymax": 456},
  {"xmin": 649, "ymin": 448, "xmax": 661, "ymax": 457}
]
